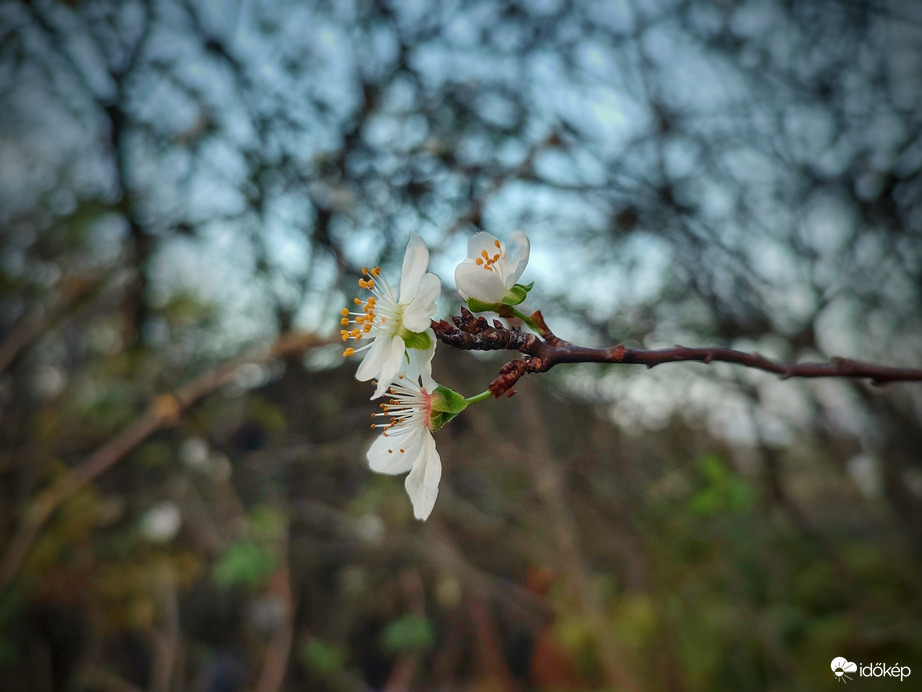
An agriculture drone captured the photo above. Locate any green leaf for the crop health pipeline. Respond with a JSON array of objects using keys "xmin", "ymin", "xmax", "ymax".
[
  {"xmin": 501, "ymin": 281, "xmax": 533, "ymax": 306},
  {"xmin": 400, "ymin": 329, "xmax": 432, "ymax": 350},
  {"xmin": 300, "ymin": 638, "xmax": 345, "ymax": 676},
  {"xmin": 213, "ymin": 540, "xmax": 278, "ymax": 589},
  {"xmin": 465, "ymin": 297, "xmax": 502, "ymax": 313},
  {"xmin": 688, "ymin": 454, "xmax": 753, "ymax": 517},
  {"xmin": 381, "ymin": 615, "xmax": 434, "ymax": 653}
]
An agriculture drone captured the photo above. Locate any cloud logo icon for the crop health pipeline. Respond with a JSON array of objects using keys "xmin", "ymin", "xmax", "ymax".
[{"xmin": 831, "ymin": 657, "xmax": 858, "ymax": 683}]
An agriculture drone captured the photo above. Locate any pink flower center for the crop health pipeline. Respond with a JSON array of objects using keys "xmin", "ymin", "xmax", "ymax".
[{"xmin": 421, "ymin": 388, "xmax": 433, "ymax": 430}]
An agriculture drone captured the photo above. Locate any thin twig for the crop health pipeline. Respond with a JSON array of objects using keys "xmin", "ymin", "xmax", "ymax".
[
  {"xmin": 432, "ymin": 308, "xmax": 922, "ymax": 397},
  {"xmin": 149, "ymin": 561, "xmax": 180, "ymax": 692},
  {"xmin": 254, "ymin": 564, "xmax": 294, "ymax": 692},
  {"xmin": 0, "ymin": 333, "xmax": 330, "ymax": 592}
]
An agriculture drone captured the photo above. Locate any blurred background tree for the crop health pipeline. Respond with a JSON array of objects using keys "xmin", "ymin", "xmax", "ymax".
[{"xmin": 1, "ymin": 0, "xmax": 921, "ymax": 690}]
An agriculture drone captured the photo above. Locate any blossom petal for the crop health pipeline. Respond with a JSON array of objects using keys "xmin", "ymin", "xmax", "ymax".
[
  {"xmin": 367, "ymin": 427, "xmax": 418, "ymax": 475},
  {"xmin": 370, "ymin": 335, "xmax": 409, "ymax": 398},
  {"xmin": 405, "ymin": 330, "xmax": 437, "ymax": 392},
  {"xmin": 467, "ymin": 232, "xmax": 501, "ymax": 260},
  {"xmin": 398, "ymin": 233, "xmax": 430, "ymax": 303},
  {"xmin": 454, "ymin": 259, "xmax": 507, "ymax": 302},
  {"xmin": 402, "ymin": 273, "xmax": 441, "ymax": 332},
  {"xmin": 404, "ymin": 432, "xmax": 441, "ymax": 520},
  {"xmin": 507, "ymin": 231, "xmax": 530, "ymax": 285},
  {"xmin": 355, "ymin": 336, "xmax": 389, "ymax": 383}
]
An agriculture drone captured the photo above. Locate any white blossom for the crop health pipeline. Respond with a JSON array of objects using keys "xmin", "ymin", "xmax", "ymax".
[
  {"xmin": 341, "ymin": 233, "xmax": 440, "ymax": 398},
  {"xmin": 454, "ymin": 231, "xmax": 530, "ymax": 304},
  {"xmin": 367, "ymin": 375, "xmax": 442, "ymax": 520}
]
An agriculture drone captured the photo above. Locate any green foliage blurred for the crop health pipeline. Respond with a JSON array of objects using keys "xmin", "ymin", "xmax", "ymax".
[
  {"xmin": 688, "ymin": 454, "xmax": 753, "ymax": 517},
  {"xmin": 300, "ymin": 638, "xmax": 346, "ymax": 678},
  {"xmin": 381, "ymin": 616, "xmax": 435, "ymax": 655},
  {"xmin": 213, "ymin": 540, "xmax": 279, "ymax": 591}
]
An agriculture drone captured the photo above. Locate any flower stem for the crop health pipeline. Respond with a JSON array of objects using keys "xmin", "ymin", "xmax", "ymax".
[
  {"xmin": 465, "ymin": 390, "xmax": 494, "ymax": 404},
  {"xmin": 502, "ymin": 305, "xmax": 542, "ymax": 332}
]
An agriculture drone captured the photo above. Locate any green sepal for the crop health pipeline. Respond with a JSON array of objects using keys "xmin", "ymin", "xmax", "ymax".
[
  {"xmin": 429, "ymin": 385, "xmax": 469, "ymax": 432},
  {"xmin": 466, "ymin": 282, "xmax": 533, "ymax": 311},
  {"xmin": 431, "ymin": 385, "xmax": 469, "ymax": 414},
  {"xmin": 400, "ymin": 329, "xmax": 432, "ymax": 350},
  {"xmin": 429, "ymin": 410, "xmax": 459, "ymax": 431},
  {"xmin": 501, "ymin": 281, "xmax": 533, "ymax": 306},
  {"xmin": 465, "ymin": 297, "xmax": 502, "ymax": 313}
]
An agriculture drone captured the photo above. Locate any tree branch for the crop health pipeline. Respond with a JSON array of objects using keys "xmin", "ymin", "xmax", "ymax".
[{"xmin": 432, "ymin": 308, "xmax": 922, "ymax": 398}]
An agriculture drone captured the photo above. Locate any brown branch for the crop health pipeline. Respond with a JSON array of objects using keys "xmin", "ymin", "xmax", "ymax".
[
  {"xmin": 0, "ymin": 332, "xmax": 331, "ymax": 592},
  {"xmin": 149, "ymin": 561, "xmax": 181, "ymax": 692},
  {"xmin": 255, "ymin": 565, "xmax": 294, "ymax": 692},
  {"xmin": 432, "ymin": 308, "xmax": 922, "ymax": 398}
]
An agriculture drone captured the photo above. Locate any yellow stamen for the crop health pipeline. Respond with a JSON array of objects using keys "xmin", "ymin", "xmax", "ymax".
[
  {"xmin": 343, "ymin": 347, "xmax": 355, "ymax": 357},
  {"xmin": 341, "ymin": 308, "xmax": 349, "ymax": 316},
  {"xmin": 494, "ymin": 240, "xmax": 501, "ymax": 248},
  {"xmin": 341, "ymin": 317, "xmax": 349, "ymax": 325}
]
